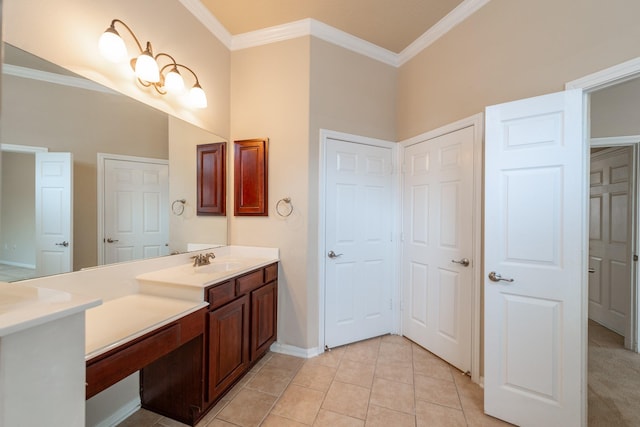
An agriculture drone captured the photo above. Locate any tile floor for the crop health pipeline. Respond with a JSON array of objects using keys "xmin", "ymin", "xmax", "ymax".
[
  {"xmin": 119, "ymin": 335, "xmax": 511, "ymax": 427},
  {"xmin": 0, "ymin": 263, "xmax": 37, "ymax": 282}
]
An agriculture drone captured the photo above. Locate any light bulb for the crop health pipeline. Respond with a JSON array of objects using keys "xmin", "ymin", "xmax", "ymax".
[
  {"xmin": 189, "ymin": 83, "xmax": 207, "ymax": 109},
  {"xmin": 135, "ymin": 43, "xmax": 160, "ymax": 83},
  {"xmin": 98, "ymin": 26, "xmax": 127, "ymax": 63},
  {"xmin": 164, "ymin": 67, "xmax": 185, "ymax": 93}
]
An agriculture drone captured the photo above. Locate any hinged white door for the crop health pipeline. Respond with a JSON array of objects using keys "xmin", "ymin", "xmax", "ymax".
[{"xmin": 484, "ymin": 89, "xmax": 586, "ymax": 426}]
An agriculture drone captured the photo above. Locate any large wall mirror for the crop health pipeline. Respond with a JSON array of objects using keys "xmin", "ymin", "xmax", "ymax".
[{"xmin": 0, "ymin": 43, "xmax": 229, "ymax": 282}]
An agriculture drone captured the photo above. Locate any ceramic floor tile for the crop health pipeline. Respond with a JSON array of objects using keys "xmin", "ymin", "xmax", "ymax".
[
  {"xmin": 342, "ymin": 338, "xmax": 380, "ymax": 364},
  {"xmin": 261, "ymin": 414, "xmax": 310, "ymax": 426},
  {"xmin": 413, "ymin": 345, "xmax": 454, "ymax": 382},
  {"xmin": 204, "ymin": 420, "xmax": 238, "ymax": 427},
  {"xmin": 117, "ymin": 408, "xmax": 163, "ymax": 426},
  {"xmin": 313, "ymin": 409, "xmax": 365, "ymax": 427},
  {"xmin": 415, "ymin": 400, "xmax": 467, "ymax": 427},
  {"xmin": 216, "ymin": 388, "xmax": 277, "ymax": 427},
  {"xmin": 414, "ymin": 374, "xmax": 461, "ymax": 410},
  {"xmin": 322, "ymin": 380, "xmax": 371, "ymax": 420},
  {"xmin": 265, "ymin": 353, "xmax": 305, "ymax": 373},
  {"xmin": 308, "ymin": 346, "xmax": 346, "ymax": 368},
  {"xmin": 157, "ymin": 416, "xmax": 190, "ymax": 427},
  {"xmin": 374, "ymin": 359, "xmax": 414, "ymax": 384},
  {"xmin": 292, "ymin": 361, "xmax": 338, "ymax": 392},
  {"xmin": 194, "ymin": 399, "xmax": 230, "ymax": 426},
  {"xmin": 335, "ymin": 359, "xmax": 376, "ymax": 388},
  {"xmin": 377, "ymin": 341, "xmax": 412, "ymax": 365},
  {"xmin": 365, "ymin": 404, "xmax": 415, "ymax": 427},
  {"xmin": 245, "ymin": 365, "xmax": 295, "ymax": 396},
  {"xmin": 369, "ymin": 377, "xmax": 415, "ymax": 415},
  {"xmin": 270, "ymin": 384, "xmax": 325, "ymax": 424}
]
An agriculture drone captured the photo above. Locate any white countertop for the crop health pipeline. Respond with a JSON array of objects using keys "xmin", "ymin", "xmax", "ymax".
[
  {"xmin": 85, "ymin": 293, "xmax": 208, "ymax": 360},
  {"xmin": 0, "ymin": 282, "xmax": 100, "ymax": 337}
]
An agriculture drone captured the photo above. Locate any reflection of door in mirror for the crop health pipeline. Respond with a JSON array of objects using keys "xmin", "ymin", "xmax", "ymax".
[{"xmin": 99, "ymin": 154, "xmax": 169, "ymax": 265}]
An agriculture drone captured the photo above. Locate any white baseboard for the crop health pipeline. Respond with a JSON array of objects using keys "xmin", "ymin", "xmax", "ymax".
[
  {"xmin": 0, "ymin": 259, "xmax": 35, "ymax": 269},
  {"xmin": 93, "ymin": 398, "xmax": 140, "ymax": 427},
  {"xmin": 270, "ymin": 341, "xmax": 322, "ymax": 359}
]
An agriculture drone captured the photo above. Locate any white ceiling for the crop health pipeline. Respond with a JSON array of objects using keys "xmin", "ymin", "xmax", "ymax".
[{"xmin": 200, "ymin": 0, "xmax": 465, "ymax": 53}]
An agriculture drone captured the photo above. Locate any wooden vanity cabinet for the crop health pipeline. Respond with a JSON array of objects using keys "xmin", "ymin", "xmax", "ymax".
[
  {"xmin": 142, "ymin": 263, "xmax": 278, "ymax": 426},
  {"xmin": 204, "ymin": 263, "xmax": 278, "ymax": 407}
]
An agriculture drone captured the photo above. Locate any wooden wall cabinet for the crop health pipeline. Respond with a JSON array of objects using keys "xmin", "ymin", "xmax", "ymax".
[
  {"xmin": 197, "ymin": 142, "xmax": 226, "ymax": 216},
  {"xmin": 234, "ymin": 138, "xmax": 268, "ymax": 216}
]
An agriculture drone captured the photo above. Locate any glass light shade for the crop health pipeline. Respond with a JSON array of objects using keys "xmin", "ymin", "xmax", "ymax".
[
  {"xmin": 135, "ymin": 50, "xmax": 160, "ymax": 83},
  {"xmin": 164, "ymin": 68, "xmax": 185, "ymax": 93},
  {"xmin": 189, "ymin": 84, "xmax": 207, "ymax": 109},
  {"xmin": 98, "ymin": 28, "xmax": 127, "ymax": 63}
]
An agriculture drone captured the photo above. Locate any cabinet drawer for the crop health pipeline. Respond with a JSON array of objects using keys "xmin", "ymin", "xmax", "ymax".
[
  {"xmin": 207, "ymin": 281, "xmax": 236, "ymax": 310},
  {"xmin": 236, "ymin": 269, "xmax": 264, "ymax": 295},
  {"xmin": 264, "ymin": 263, "xmax": 278, "ymax": 283},
  {"xmin": 87, "ymin": 324, "xmax": 180, "ymax": 399}
]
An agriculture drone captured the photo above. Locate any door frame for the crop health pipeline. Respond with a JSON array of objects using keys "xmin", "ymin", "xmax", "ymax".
[
  {"xmin": 590, "ymin": 137, "xmax": 640, "ymax": 351},
  {"xmin": 317, "ymin": 129, "xmax": 399, "ymax": 354},
  {"xmin": 565, "ymin": 57, "xmax": 640, "ymax": 399},
  {"xmin": 97, "ymin": 153, "xmax": 170, "ymax": 265},
  {"xmin": 399, "ymin": 113, "xmax": 484, "ymax": 384}
]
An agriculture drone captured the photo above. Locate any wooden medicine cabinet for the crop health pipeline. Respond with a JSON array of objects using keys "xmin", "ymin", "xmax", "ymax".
[
  {"xmin": 197, "ymin": 142, "xmax": 226, "ymax": 216},
  {"xmin": 234, "ymin": 138, "xmax": 268, "ymax": 216}
]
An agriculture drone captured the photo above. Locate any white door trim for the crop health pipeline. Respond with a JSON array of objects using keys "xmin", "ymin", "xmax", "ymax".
[
  {"xmin": 97, "ymin": 153, "xmax": 169, "ymax": 265},
  {"xmin": 318, "ymin": 129, "xmax": 399, "ymax": 353},
  {"xmin": 399, "ymin": 113, "xmax": 483, "ymax": 384},
  {"xmin": 591, "ymin": 136, "xmax": 640, "ymax": 351}
]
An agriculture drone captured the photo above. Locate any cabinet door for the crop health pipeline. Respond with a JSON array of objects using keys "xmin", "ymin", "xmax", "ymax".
[
  {"xmin": 207, "ymin": 295, "xmax": 249, "ymax": 401},
  {"xmin": 234, "ymin": 138, "xmax": 268, "ymax": 216},
  {"xmin": 197, "ymin": 142, "xmax": 226, "ymax": 216},
  {"xmin": 251, "ymin": 281, "xmax": 278, "ymax": 360}
]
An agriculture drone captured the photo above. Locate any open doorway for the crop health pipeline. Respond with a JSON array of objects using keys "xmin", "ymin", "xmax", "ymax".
[{"xmin": 586, "ymin": 74, "xmax": 640, "ymax": 425}]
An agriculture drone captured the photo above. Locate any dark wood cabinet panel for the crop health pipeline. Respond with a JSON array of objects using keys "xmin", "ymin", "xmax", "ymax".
[
  {"xmin": 234, "ymin": 138, "xmax": 268, "ymax": 216},
  {"xmin": 207, "ymin": 294, "xmax": 250, "ymax": 401},
  {"xmin": 197, "ymin": 142, "xmax": 226, "ymax": 216},
  {"xmin": 251, "ymin": 281, "xmax": 278, "ymax": 360}
]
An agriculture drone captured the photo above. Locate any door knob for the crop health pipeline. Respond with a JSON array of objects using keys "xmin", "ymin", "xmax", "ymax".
[
  {"xmin": 451, "ymin": 258, "xmax": 470, "ymax": 267},
  {"xmin": 588, "ymin": 268, "xmax": 596, "ymax": 273},
  {"xmin": 106, "ymin": 238, "xmax": 119, "ymax": 243},
  {"xmin": 55, "ymin": 241, "xmax": 69, "ymax": 247},
  {"xmin": 328, "ymin": 250, "xmax": 343, "ymax": 259},
  {"xmin": 488, "ymin": 271, "xmax": 514, "ymax": 283}
]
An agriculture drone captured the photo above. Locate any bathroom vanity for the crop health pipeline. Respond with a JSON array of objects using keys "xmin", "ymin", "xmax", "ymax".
[{"xmin": 0, "ymin": 245, "xmax": 278, "ymax": 427}]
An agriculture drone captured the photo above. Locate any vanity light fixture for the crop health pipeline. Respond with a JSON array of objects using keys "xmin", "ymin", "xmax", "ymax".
[{"xmin": 98, "ymin": 19, "xmax": 207, "ymax": 108}]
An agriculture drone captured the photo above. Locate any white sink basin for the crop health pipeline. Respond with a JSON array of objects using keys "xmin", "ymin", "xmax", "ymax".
[{"xmin": 194, "ymin": 261, "xmax": 243, "ymax": 274}]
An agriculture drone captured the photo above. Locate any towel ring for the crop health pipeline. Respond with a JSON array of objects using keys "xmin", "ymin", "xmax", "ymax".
[
  {"xmin": 276, "ymin": 197, "xmax": 293, "ymax": 217},
  {"xmin": 172, "ymin": 199, "xmax": 186, "ymax": 215}
]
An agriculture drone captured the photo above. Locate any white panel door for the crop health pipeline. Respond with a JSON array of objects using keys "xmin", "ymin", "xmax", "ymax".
[
  {"xmin": 104, "ymin": 159, "xmax": 169, "ymax": 264},
  {"xmin": 402, "ymin": 127, "xmax": 474, "ymax": 372},
  {"xmin": 589, "ymin": 147, "xmax": 632, "ymax": 336},
  {"xmin": 35, "ymin": 152, "xmax": 73, "ymax": 276},
  {"xmin": 484, "ymin": 90, "xmax": 585, "ymax": 426},
  {"xmin": 324, "ymin": 138, "xmax": 394, "ymax": 348}
]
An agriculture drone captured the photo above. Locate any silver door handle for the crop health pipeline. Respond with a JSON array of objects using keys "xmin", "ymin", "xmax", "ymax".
[
  {"xmin": 488, "ymin": 271, "xmax": 514, "ymax": 283},
  {"xmin": 588, "ymin": 268, "xmax": 596, "ymax": 273},
  {"xmin": 328, "ymin": 250, "xmax": 343, "ymax": 259},
  {"xmin": 106, "ymin": 238, "xmax": 119, "ymax": 243},
  {"xmin": 451, "ymin": 258, "xmax": 470, "ymax": 267},
  {"xmin": 55, "ymin": 241, "xmax": 69, "ymax": 247}
]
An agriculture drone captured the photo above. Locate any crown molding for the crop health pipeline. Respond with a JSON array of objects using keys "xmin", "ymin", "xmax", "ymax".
[
  {"xmin": 185, "ymin": 0, "xmax": 491, "ymax": 68},
  {"xmin": 178, "ymin": 0, "xmax": 233, "ymax": 48},
  {"xmin": 397, "ymin": 0, "xmax": 492, "ymax": 66},
  {"xmin": 2, "ymin": 64, "xmax": 118, "ymax": 94}
]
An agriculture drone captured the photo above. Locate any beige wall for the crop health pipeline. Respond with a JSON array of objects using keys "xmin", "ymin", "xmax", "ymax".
[
  {"xmin": 397, "ymin": 0, "xmax": 640, "ymax": 140},
  {"xmin": 230, "ymin": 37, "xmax": 312, "ymax": 348},
  {"xmin": 1, "ymin": 73, "xmax": 168, "ymax": 270},
  {"xmin": 591, "ymin": 76, "xmax": 640, "ymax": 138},
  {"xmin": 230, "ymin": 37, "xmax": 397, "ymax": 349},
  {"xmin": 0, "ymin": 151, "xmax": 34, "ymax": 265},
  {"xmin": 168, "ymin": 115, "xmax": 228, "ymax": 252}
]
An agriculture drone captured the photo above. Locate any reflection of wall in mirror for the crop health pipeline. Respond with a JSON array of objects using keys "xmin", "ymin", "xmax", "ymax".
[
  {"xmin": 0, "ymin": 151, "xmax": 35, "ymax": 266},
  {"xmin": 169, "ymin": 116, "xmax": 228, "ymax": 252},
  {"xmin": 1, "ymin": 62, "xmax": 168, "ymax": 271}
]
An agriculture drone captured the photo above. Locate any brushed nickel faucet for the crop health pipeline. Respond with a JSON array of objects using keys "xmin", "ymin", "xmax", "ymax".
[{"xmin": 191, "ymin": 252, "xmax": 216, "ymax": 266}]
